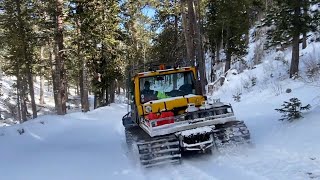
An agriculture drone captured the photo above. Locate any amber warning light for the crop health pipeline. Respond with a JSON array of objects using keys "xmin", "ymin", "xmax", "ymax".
[{"xmin": 159, "ymin": 64, "xmax": 165, "ymax": 70}]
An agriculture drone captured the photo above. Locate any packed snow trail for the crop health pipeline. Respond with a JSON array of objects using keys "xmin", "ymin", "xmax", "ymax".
[{"xmin": 0, "ymin": 104, "xmax": 143, "ymax": 180}]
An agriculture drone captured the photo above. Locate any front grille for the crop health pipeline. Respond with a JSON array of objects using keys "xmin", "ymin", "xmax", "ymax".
[{"xmin": 183, "ymin": 133, "xmax": 211, "ymax": 145}]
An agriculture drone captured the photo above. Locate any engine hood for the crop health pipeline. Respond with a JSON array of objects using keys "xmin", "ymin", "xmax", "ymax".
[{"xmin": 140, "ymin": 94, "xmax": 205, "ymax": 115}]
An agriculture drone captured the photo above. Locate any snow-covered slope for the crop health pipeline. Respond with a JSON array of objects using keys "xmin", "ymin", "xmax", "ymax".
[{"xmin": 1, "ymin": 83, "xmax": 320, "ymax": 180}]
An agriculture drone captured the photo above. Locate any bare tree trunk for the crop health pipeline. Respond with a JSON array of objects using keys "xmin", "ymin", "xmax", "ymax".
[
  {"xmin": 290, "ymin": 34, "xmax": 300, "ymax": 78},
  {"xmin": 302, "ymin": 2, "xmax": 308, "ymax": 49},
  {"xmin": 224, "ymin": 27, "xmax": 231, "ymax": 73},
  {"xmin": 187, "ymin": 0, "xmax": 196, "ymax": 66},
  {"xmin": 290, "ymin": 3, "xmax": 301, "ymax": 78},
  {"xmin": 105, "ymin": 87, "xmax": 109, "ymax": 105},
  {"xmin": 76, "ymin": 17, "xmax": 89, "ymax": 112},
  {"xmin": 216, "ymin": 43, "xmax": 220, "ymax": 63},
  {"xmin": 16, "ymin": 72, "xmax": 21, "ymax": 122},
  {"xmin": 109, "ymin": 81, "xmax": 115, "ymax": 104},
  {"xmin": 76, "ymin": 81, "xmax": 79, "ymax": 95},
  {"xmin": 20, "ymin": 77, "xmax": 28, "ymax": 122},
  {"xmin": 193, "ymin": 0, "xmax": 206, "ymax": 94},
  {"xmin": 181, "ymin": 0, "xmax": 194, "ymax": 66},
  {"xmin": 302, "ymin": 33, "xmax": 307, "ymax": 49},
  {"xmin": 94, "ymin": 94, "xmax": 98, "ymax": 109},
  {"xmin": 39, "ymin": 46, "xmax": 45, "ymax": 105},
  {"xmin": 79, "ymin": 70, "xmax": 83, "ymax": 103},
  {"xmin": 39, "ymin": 75, "xmax": 45, "ymax": 104},
  {"xmin": 15, "ymin": 0, "xmax": 37, "ymax": 119},
  {"xmin": 55, "ymin": 0, "xmax": 67, "ymax": 115},
  {"xmin": 27, "ymin": 66, "xmax": 37, "ymax": 118},
  {"xmin": 210, "ymin": 50, "xmax": 216, "ymax": 82},
  {"xmin": 81, "ymin": 58, "xmax": 89, "ymax": 111}
]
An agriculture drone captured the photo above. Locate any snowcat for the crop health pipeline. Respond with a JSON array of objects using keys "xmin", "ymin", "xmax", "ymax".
[{"xmin": 122, "ymin": 65, "xmax": 250, "ymax": 167}]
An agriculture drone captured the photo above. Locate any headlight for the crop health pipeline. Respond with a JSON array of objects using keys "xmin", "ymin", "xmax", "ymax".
[{"xmin": 145, "ymin": 105, "xmax": 152, "ymax": 113}]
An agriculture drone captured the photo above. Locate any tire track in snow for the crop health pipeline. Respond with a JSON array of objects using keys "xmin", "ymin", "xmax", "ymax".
[
  {"xmin": 183, "ymin": 156, "xmax": 270, "ymax": 180},
  {"xmin": 191, "ymin": 145, "xmax": 320, "ymax": 180},
  {"xmin": 169, "ymin": 162, "xmax": 219, "ymax": 180}
]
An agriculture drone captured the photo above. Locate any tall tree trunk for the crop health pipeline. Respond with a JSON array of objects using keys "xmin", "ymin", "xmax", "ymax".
[
  {"xmin": 187, "ymin": 0, "xmax": 196, "ymax": 66},
  {"xmin": 181, "ymin": 0, "xmax": 194, "ymax": 66},
  {"xmin": 101, "ymin": 86, "xmax": 109, "ymax": 106},
  {"xmin": 290, "ymin": 34, "xmax": 300, "ymax": 78},
  {"xmin": 16, "ymin": 70, "xmax": 21, "ymax": 122},
  {"xmin": 39, "ymin": 47, "xmax": 45, "ymax": 105},
  {"xmin": 225, "ymin": 27, "xmax": 231, "ymax": 73},
  {"xmin": 50, "ymin": 42, "xmax": 59, "ymax": 112},
  {"xmin": 194, "ymin": 0, "xmax": 206, "ymax": 94},
  {"xmin": 94, "ymin": 94, "xmax": 98, "ymax": 109},
  {"xmin": 15, "ymin": 0, "xmax": 37, "ymax": 119},
  {"xmin": 216, "ymin": 43, "xmax": 220, "ymax": 63},
  {"xmin": 109, "ymin": 81, "xmax": 115, "ymax": 104},
  {"xmin": 26, "ymin": 65, "xmax": 37, "ymax": 118},
  {"xmin": 76, "ymin": 16, "xmax": 89, "ymax": 112},
  {"xmin": 20, "ymin": 77, "xmax": 28, "ymax": 122},
  {"xmin": 55, "ymin": 0, "xmax": 67, "ymax": 115},
  {"xmin": 79, "ymin": 70, "xmax": 83, "ymax": 104},
  {"xmin": 76, "ymin": 81, "xmax": 79, "ymax": 95},
  {"xmin": 210, "ymin": 50, "xmax": 215, "ymax": 82},
  {"xmin": 302, "ymin": 32, "xmax": 307, "ymax": 49},
  {"xmin": 39, "ymin": 74, "xmax": 45, "ymax": 105},
  {"xmin": 302, "ymin": 2, "xmax": 308, "ymax": 49},
  {"xmin": 81, "ymin": 58, "xmax": 89, "ymax": 111},
  {"xmin": 290, "ymin": 3, "xmax": 301, "ymax": 78}
]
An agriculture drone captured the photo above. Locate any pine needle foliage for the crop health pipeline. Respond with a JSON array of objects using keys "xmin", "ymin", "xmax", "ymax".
[{"xmin": 275, "ymin": 97, "xmax": 311, "ymax": 121}]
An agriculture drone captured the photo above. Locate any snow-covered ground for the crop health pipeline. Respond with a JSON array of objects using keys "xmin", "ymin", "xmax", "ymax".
[{"xmin": 1, "ymin": 77, "xmax": 319, "ymax": 180}]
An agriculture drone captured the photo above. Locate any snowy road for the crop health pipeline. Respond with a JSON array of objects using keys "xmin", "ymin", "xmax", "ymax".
[{"xmin": 1, "ymin": 90, "xmax": 320, "ymax": 180}]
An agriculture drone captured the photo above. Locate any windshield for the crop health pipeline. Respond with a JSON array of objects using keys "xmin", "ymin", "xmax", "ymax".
[{"xmin": 139, "ymin": 71, "xmax": 195, "ymax": 103}]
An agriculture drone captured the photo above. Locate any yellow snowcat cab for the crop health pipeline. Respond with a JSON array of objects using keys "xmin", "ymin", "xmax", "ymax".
[{"xmin": 122, "ymin": 65, "xmax": 250, "ymax": 167}]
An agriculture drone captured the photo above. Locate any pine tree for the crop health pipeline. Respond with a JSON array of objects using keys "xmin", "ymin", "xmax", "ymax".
[
  {"xmin": 150, "ymin": 0, "xmax": 186, "ymax": 65},
  {"xmin": 275, "ymin": 98, "xmax": 311, "ymax": 121},
  {"xmin": 263, "ymin": 0, "xmax": 319, "ymax": 78},
  {"xmin": 0, "ymin": 0, "xmax": 39, "ymax": 121},
  {"xmin": 206, "ymin": 0, "xmax": 254, "ymax": 74}
]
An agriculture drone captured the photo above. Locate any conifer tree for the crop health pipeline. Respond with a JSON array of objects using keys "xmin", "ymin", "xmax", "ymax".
[
  {"xmin": 263, "ymin": 0, "xmax": 319, "ymax": 78},
  {"xmin": 275, "ymin": 98, "xmax": 311, "ymax": 121}
]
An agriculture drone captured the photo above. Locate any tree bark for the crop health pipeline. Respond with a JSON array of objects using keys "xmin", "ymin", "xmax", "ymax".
[
  {"xmin": 210, "ymin": 50, "xmax": 215, "ymax": 82},
  {"xmin": 20, "ymin": 77, "xmax": 28, "ymax": 122},
  {"xmin": 224, "ymin": 27, "xmax": 231, "ymax": 73},
  {"xmin": 26, "ymin": 65, "xmax": 37, "ymax": 118},
  {"xmin": 39, "ymin": 47, "xmax": 45, "ymax": 105},
  {"xmin": 15, "ymin": 0, "xmax": 37, "ymax": 119},
  {"xmin": 302, "ymin": 2, "xmax": 308, "ymax": 49},
  {"xmin": 290, "ymin": 2, "xmax": 301, "ymax": 78},
  {"xmin": 302, "ymin": 32, "xmax": 307, "ymax": 49},
  {"xmin": 81, "ymin": 57, "xmax": 89, "ymax": 111},
  {"xmin": 181, "ymin": 0, "xmax": 194, "ymax": 66},
  {"xmin": 187, "ymin": 0, "xmax": 196, "ymax": 66},
  {"xmin": 290, "ymin": 34, "xmax": 300, "ymax": 78},
  {"xmin": 109, "ymin": 81, "xmax": 115, "ymax": 104},
  {"xmin": 55, "ymin": 0, "xmax": 67, "ymax": 115},
  {"xmin": 193, "ymin": 0, "xmax": 206, "ymax": 94},
  {"xmin": 216, "ymin": 43, "xmax": 220, "ymax": 63},
  {"xmin": 39, "ymin": 74, "xmax": 45, "ymax": 104},
  {"xmin": 76, "ymin": 15, "xmax": 89, "ymax": 112},
  {"xmin": 16, "ymin": 70, "xmax": 21, "ymax": 123}
]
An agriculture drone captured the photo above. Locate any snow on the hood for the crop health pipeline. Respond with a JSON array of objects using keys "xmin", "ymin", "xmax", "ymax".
[{"xmin": 180, "ymin": 126, "xmax": 213, "ymax": 137}]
